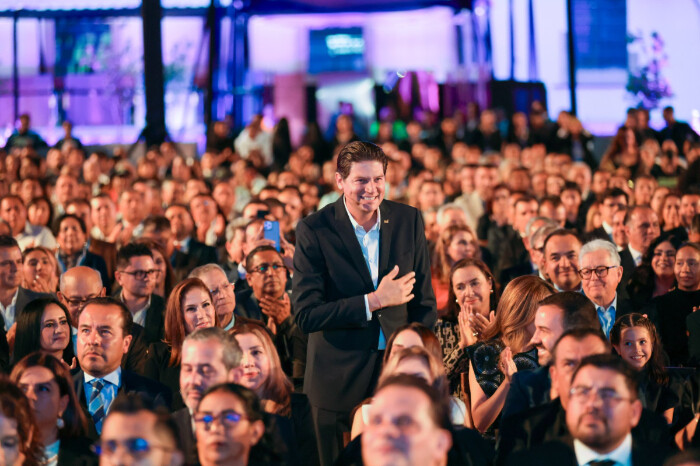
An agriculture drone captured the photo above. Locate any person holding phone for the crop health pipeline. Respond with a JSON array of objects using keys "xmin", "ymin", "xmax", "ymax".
[{"xmin": 292, "ymin": 141, "xmax": 437, "ymax": 465}]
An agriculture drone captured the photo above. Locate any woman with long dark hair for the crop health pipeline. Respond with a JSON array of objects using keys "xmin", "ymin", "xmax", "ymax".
[{"xmin": 12, "ymin": 298, "xmax": 75, "ymax": 367}]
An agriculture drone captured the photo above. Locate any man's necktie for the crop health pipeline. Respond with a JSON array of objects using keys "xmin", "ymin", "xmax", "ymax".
[{"xmin": 89, "ymin": 379, "xmax": 107, "ymax": 434}]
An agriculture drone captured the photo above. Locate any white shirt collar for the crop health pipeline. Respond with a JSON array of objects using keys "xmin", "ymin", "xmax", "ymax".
[
  {"xmin": 574, "ymin": 432, "xmax": 632, "ymax": 466},
  {"xmin": 628, "ymin": 245, "xmax": 643, "ymax": 266},
  {"xmin": 342, "ymin": 196, "xmax": 381, "ymax": 233},
  {"xmin": 602, "ymin": 221, "xmax": 613, "ymax": 236},
  {"xmin": 0, "ymin": 288, "xmax": 19, "ymax": 331},
  {"xmin": 120, "ymin": 292, "xmax": 152, "ymax": 327},
  {"xmin": 595, "ymin": 293, "xmax": 618, "ymax": 312},
  {"xmin": 84, "ymin": 367, "xmax": 121, "ymax": 388}
]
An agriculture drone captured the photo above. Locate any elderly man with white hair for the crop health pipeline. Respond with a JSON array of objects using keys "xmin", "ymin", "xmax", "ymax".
[{"xmin": 579, "ymin": 239, "xmax": 634, "ymax": 338}]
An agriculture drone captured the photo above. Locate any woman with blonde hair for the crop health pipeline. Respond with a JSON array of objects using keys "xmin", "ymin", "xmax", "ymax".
[
  {"xmin": 231, "ymin": 322, "xmax": 319, "ymax": 465},
  {"xmin": 431, "ymin": 224, "xmax": 481, "ymax": 315},
  {"xmin": 467, "ymin": 275, "xmax": 554, "ymax": 436}
]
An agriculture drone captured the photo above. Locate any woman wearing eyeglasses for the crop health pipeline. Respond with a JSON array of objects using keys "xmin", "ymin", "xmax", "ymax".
[
  {"xmin": 195, "ymin": 383, "xmax": 281, "ymax": 466},
  {"xmin": 10, "ymin": 352, "xmax": 94, "ymax": 465},
  {"xmin": 53, "ymin": 214, "xmax": 111, "ymax": 295},
  {"xmin": 144, "ymin": 278, "xmax": 217, "ymax": 410},
  {"xmin": 231, "ymin": 322, "xmax": 319, "ymax": 466},
  {"xmin": 12, "ymin": 298, "xmax": 75, "ymax": 368}
]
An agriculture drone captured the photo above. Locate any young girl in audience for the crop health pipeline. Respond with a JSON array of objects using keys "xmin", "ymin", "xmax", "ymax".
[
  {"xmin": 232, "ymin": 322, "xmax": 319, "ymax": 465},
  {"xmin": 611, "ymin": 313, "xmax": 681, "ymax": 424},
  {"xmin": 350, "ymin": 345, "xmax": 466, "ymax": 439},
  {"xmin": 12, "ymin": 298, "xmax": 75, "ymax": 367}
]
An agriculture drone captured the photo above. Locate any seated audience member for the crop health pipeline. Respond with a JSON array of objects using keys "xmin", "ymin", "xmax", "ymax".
[
  {"xmin": 10, "ymin": 352, "xmax": 95, "ymax": 464},
  {"xmin": 500, "ymin": 217, "xmax": 558, "ymax": 285},
  {"xmin": 0, "ymin": 194, "xmax": 57, "ymax": 251},
  {"xmin": 467, "ymin": 275, "xmax": 554, "ymax": 435},
  {"xmin": 611, "ymin": 207, "xmax": 629, "ymax": 251},
  {"xmin": 383, "ymin": 322, "xmax": 444, "ymax": 369},
  {"xmin": 236, "ymin": 246, "xmax": 306, "ymax": 381},
  {"xmin": 89, "ymin": 194, "xmax": 119, "ymax": 243},
  {"xmin": 190, "ymin": 192, "xmax": 225, "ymax": 247},
  {"xmin": 27, "ymin": 197, "xmax": 54, "ymax": 229},
  {"xmin": 620, "ymin": 205, "xmax": 662, "ymax": 295},
  {"xmin": 502, "ymin": 291, "xmax": 599, "ymax": 419},
  {"xmin": 65, "ymin": 198, "xmax": 118, "ymax": 286},
  {"xmin": 560, "ymin": 181, "xmax": 584, "ymax": 230},
  {"xmin": 73, "ymin": 297, "xmax": 171, "ymax": 440},
  {"xmin": 356, "ymin": 374, "xmax": 494, "ymax": 466},
  {"xmin": 656, "ymin": 243, "xmax": 700, "ymax": 366},
  {"xmin": 680, "ymin": 193, "xmax": 700, "ymax": 230},
  {"xmin": 176, "ymin": 327, "xmax": 243, "ymax": 464},
  {"xmin": 690, "ymin": 214, "xmax": 700, "ymax": 243},
  {"xmin": 222, "ymin": 221, "xmax": 246, "ymax": 283},
  {"xmin": 542, "ymin": 228, "xmax": 583, "ymax": 292},
  {"xmin": 494, "ymin": 194, "xmax": 539, "ymax": 279},
  {"xmin": 585, "ymin": 201, "xmax": 603, "ymax": 234},
  {"xmin": 144, "ymin": 278, "xmax": 216, "ymax": 410},
  {"xmin": 54, "ymin": 214, "xmax": 111, "ymax": 295},
  {"xmin": 579, "ymin": 239, "xmax": 633, "ymax": 338},
  {"xmin": 627, "ymin": 234, "xmax": 682, "ymax": 309},
  {"xmin": 661, "ymin": 192, "xmax": 685, "ymax": 235},
  {"xmin": 21, "ymin": 246, "xmax": 59, "ymax": 293},
  {"xmin": 611, "ymin": 313, "xmax": 683, "ymax": 424},
  {"xmin": 232, "ymin": 322, "xmax": 319, "ymax": 465},
  {"xmin": 431, "ymin": 225, "xmax": 482, "ymax": 315},
  {"xmin": 189, "ymin": 263, "xmax": 239, "ymax": 331},
  {"xmin": 96, "ymin": 394, "xmax": 184, "ymax": 466},
  {"xmin": 587, "ymin": 188, "xmax": 629, "ymax": 242},
  {"xmin": 115, "ymin": 189, "xmax": 147, "ymax": 246},
  {"xmin": 12, "ymin": 298, "xmax": 74, "ymax": 367},
  {"xmin": 435, "ymin": 258, "xmax": 497, "ymax": 398},
  {"xmin": 0, "ymin": 235, "xmax": 52, "ymax": 332},
  {"xmin": 351, "ymin": 345, "xmax": 467, "ymax": 438},
  {"xmin": 114, "ymin": 243, "xmax": 166, "ymax": 345},
  {"xmin": 0, "ymin": 377, "xmax": 43, "ymax": 465},
  {"xmin": 507, "ymin": 354, "xmax": 670, "ymax": 466},
  {"xmin": 194, "ymin": 383, "xmax": 281, "ymax": 466},
  {"xmin": 57, "ymin": 266, "xmax": 148, "ymax": 375},
  {"xmin": 164, "ymin": 204, "xmax": 218, "ymax": 281},
  {"xmin": 136, "ymin": 237, "xmax": 176, "ymax": 298}
]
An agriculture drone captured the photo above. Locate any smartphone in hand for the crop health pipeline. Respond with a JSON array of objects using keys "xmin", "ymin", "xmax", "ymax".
[{"xmin": 263, "ymin": 220, "xmax": 281, "ymax": 251}]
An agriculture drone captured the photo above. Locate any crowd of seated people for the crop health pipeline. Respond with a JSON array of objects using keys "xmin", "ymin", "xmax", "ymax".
[{"xmin": 0, "ymin": 102, "xmax": 699, "ymax": 465}]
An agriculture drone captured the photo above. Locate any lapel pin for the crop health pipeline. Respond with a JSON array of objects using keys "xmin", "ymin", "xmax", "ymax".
[{"xmin": 384, "ymin": 219, "xmax": 390, "ymax": 224}]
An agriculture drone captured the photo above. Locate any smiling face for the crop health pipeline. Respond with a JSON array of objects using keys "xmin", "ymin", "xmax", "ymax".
[
  {"xmin": 23, "ymin": 249, "xmax": 53, "ymax": 287},
  {"xmin": 235, "ymin": 333, "xmax": 270, "ymax": 393},
  {"xmin": 579, "ymin": 249, "xmax": 622, "ymax": 308},
  {"xmin": 182, "ymin": 287, "xmax": 216, "ymax": 334},
  {"xmin": 529, "ymin": 304, "xmax": 564, "ymax": 366},
  {"xmin": 446, "ymin": 231, "xmax": 477, "ymax": 264},
  {"xmin": 544, "ymin": 234, "xmax": 581, "ymax": 291},
  {"xmin": 451, "ymin": 265, "xmax": 491, "ymax": 318},
  {"xmin": 614, "ymin": 326, "xmax": 652, "ymax": 369},
  {"xmin": 336, "ymin": 161, "xmax": 385, "ymax": 222},
  {"xmin": 675, "ymin": 246, "xmax": 700, "ymax": 291},
  {"xmin": 651, "ymin": 241, "xmax": 676, "ymax": 279},
  {"xmin": 40, "ymin": 304, "xmax": 70, "ymax": 355}
]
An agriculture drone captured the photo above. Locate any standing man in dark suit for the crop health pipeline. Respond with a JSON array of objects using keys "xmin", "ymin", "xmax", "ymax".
[
  {"xmin": 114, "ymin": 243, "xmax": 166, "ymax": 345},
  {"xmin": 175, "ymin": 327, "xmax": 243, "ymax": 464},
  {"xmin": 73, "ymin": 297, "xmax": 171, "ymax": 440},
  {"xmin": 580, "ymin": 239, "xmax": 634, "ymax": 338},
  {"xmin": 293, "ymin": 141, "xmax": 436, "ymax": 465}
]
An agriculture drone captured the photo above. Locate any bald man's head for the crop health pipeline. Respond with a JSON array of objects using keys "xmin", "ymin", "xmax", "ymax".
[{"xmin": 58, "ymin": 266, "xmax": 106, "ymax": 323}]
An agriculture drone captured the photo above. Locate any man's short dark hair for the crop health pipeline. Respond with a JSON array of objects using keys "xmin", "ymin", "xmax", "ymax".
[
  {"xmin": 336, "ymin": 141, "xmax": 388, "ymax": 179},
  {"xmin": 624, "ymin": 205, "xmax": 654, "ymax": 226},
  {"xmin": 107, "ymin": 393, "xmax": 180, "ymax": 450},
  {"xmin": 543, "ymin": 228, "xmax": 581, "ymax": 252},
  {"xmin": 571, "ymin": 353, "xmax": 639, "ymax": 400},
  {"xmin": 245, "ymin": 245, "xmax": 282, "ymax": 272},
  {"xmin": 538, "ymin": 291, "xmax": 599, "ymax": 332},
  {"xmin": 561, "ymin": 181, "xmax": 581, "ymax": 196},
  {"xmin": 0, "ymin": 235, "xmax": 20, "ymax": 251},
  {"xmin": 79, "ymin": 297, "xmax": 133, "ymax": 337},
  {"xmin": 116, "ymin": 243, "xmax": 154, "ymax": 269},
  {"xmin": 375, "ymin": 374, "xmax": 451, "ymax": 430},
  {"xmin": 141, "ymin": 215, "xmax": 171, "ymax": 234},
  {"xmin": 602, "ymin": 187, "xmax": 629, "ymax": 204},
  {"xmin": 551, "ymin": 327, "xmax": 608, "ymax": 363},
  {"xmin": 514, "ymin": 193, "xmax": 538, "ymax": 210},
  {"xmin": 0, "ymin": 194, "xmax": 24, "ymax": 208},
  {"xmin": 65, "ymin": 198, "xmax": 91, "ymax": 211}
]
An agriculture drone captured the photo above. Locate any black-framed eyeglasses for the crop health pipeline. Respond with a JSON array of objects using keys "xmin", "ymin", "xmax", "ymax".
[
  {"xmin": 569, "ymin": 385, "xmax": 631, "ymax": 403},
  {"xmin": 249, "ymin": 263, "xmax": 284, "ymax": 275},
  {"xmin": 118, "ymin": 269, "xmax": 158, "ymax": 280},
  {"xmin": 193, "ymin": 410, "xmax": 246, "ymax": 431},
  {"xmin": 91, "ymin": 438, "xmax": 174, "ymax": 457},
  {"xmin": 64, "ymin": 294, "xmax": 99, "ymax": 307},
  {"xmin": 578, "ymin": 265, "xmax": 618, "ymax": 279},
  {"xmin": 209, "ymin": 282, "xmax": 233, "ymax": 297}
]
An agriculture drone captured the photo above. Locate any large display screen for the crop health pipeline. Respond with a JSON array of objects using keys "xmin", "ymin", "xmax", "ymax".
[{"xmin": 309, "ymin": 27, "xmax": 365, "ymax": 74}]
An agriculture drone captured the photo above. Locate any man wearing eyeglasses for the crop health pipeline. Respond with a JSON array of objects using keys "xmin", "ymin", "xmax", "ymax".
[
  {"xmin": 579, "ymin": 239, "xmax": 634, "ymax": 339},
  {"xmin": 97, "ymin": 393, "xmax": 184, "ymax": 466},
  {"xmin": 114, "ymin": 243, "xmax": 165, "ymax": 345},
  {"xmin": 507, "ymin": 354, "xmax": 669, "ymax": 466}
]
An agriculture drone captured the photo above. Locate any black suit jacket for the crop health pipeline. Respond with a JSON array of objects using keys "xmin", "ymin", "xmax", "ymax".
[
  {"xmin": 506, "ymin": 436, "xmax": 670, "ymax": 466},
  {"xmin": 292, "ymin": 197, "xmax": 436, "ymax": 411},
  {"xmin": 57, "ymin": 436, "xmax": 98, "ymax": 465},
  {"xmin": 496, "ymin": 399, "xmax": 674, "ymax": 465},
  {"xmin": 111, "ymin": 292, "xmax": 166, "ymax": 346},
  {"xmin": 619, "ymin": 247, "xmax": 637, "ymax": 301},
  {"xmin": 73, "ymin": 369, "xmax": 172, "ymax": 440},
  {"xmin": 15, "ymin": 287, "xmax": 53, "ymax": 318},
  {"xmin": 501, "ymin": 366, "xmax": 551, "ymax": 420},
  {"xmin": 173, "ymin": 408, "xmax": 198, "ymax": 466},
  {"xmin": 171, "ymin": 238, "xmax": 218, "ymax": 281},
  {"xmin": 499, "ymin": 262, "xmax": 536, "ymax": 288}
]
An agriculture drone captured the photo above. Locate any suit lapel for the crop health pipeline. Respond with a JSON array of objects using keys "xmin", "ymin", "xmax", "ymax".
[
  {"xmin": 333, "ymin": 197, "xmax": 374, "ymax": 290},
  {"xmin": 378, "ymin": 201, "xmax": 393, "ymax": 279}
]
